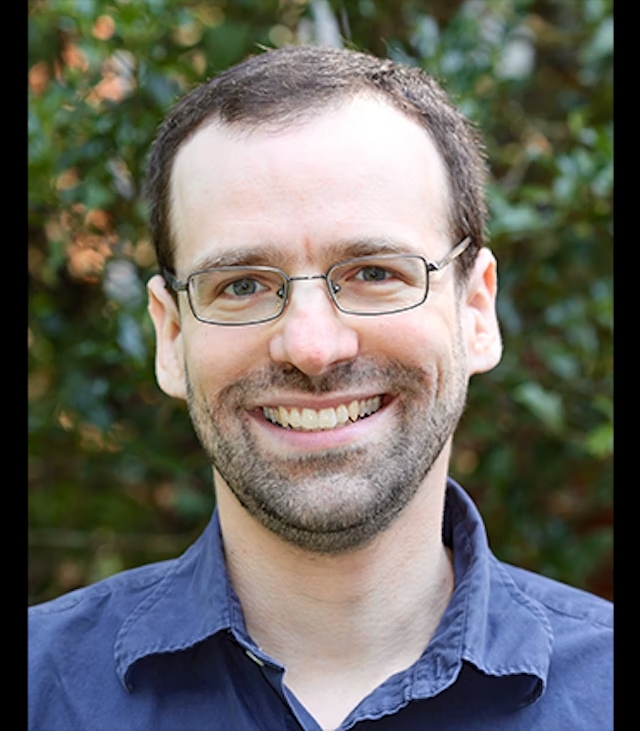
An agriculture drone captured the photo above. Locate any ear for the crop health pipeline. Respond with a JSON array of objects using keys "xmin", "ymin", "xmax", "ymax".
[
  {"xmin": 460, "ymin": 248, "xmax": 502, "ymax": 376},
  {"xmin": 147, "ymin": 274, "xmax": 188, "ymax": 400}
]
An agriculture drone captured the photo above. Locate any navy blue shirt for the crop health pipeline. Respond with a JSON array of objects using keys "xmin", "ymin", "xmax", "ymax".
[{"xmin": 29, "ymin": 480, "xmax": 612, "ymax": 730}]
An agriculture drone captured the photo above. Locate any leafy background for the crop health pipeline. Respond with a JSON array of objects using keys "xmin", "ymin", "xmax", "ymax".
[{"xmin": 28, "ymin": 0, "xmax": 612, "ymax": 605}]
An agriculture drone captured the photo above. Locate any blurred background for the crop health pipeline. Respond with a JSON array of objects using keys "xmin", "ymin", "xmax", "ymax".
[{"xmin": 28, "ymin": 0, "xmax": 612, "ymax": 605}]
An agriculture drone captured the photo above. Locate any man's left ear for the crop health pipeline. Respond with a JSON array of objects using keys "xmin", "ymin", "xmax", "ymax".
[{"xmin": 461, "ymin": 247, "xmax": 502, "ymax": 375}]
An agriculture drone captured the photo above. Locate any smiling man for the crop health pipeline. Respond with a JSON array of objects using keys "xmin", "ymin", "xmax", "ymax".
[{"xmin": 29, "ymin": 46, "xmax": 612, "ymax": 730}]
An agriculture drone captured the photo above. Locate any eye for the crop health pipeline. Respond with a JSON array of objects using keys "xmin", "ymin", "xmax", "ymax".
[
  {"xmin": 222, "ymin": 277, "xmax": 268, "ymax": 297},
  {"xmin": 354, "ymin": 265, "xmax": 393, "ymax": 283},
  {"xmin": 331, "ymin": 257, "xmax": 423, "ymax": 291}
]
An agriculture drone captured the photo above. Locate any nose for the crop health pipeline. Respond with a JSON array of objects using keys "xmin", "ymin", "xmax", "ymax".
[{"xmin": 268, "ymin": 280, "xmax": 359, "ymax": 377}]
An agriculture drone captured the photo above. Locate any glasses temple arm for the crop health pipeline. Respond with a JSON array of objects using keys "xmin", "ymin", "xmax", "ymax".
[
  {"xmin": 162, "ymin": 268, "xmax": 187, "ymax": 292},
  {"xmin": 429, "ymin": 235, "xmax": 472, "ymax": 272}
]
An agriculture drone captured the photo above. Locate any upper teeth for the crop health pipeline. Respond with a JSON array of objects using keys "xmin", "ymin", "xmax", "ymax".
[{"xmin": 263, "ymin": 397, "xmax": 382, "ymax": 431}]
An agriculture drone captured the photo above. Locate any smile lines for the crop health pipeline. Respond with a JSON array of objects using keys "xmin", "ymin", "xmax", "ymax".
[{"xmin": 262, "ymin": 396, "xmax": 383, "ymax": 432}]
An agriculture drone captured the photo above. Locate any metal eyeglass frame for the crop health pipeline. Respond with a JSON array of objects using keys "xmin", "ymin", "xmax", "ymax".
[{"xmin": 163, "ymin": 235, "xmax": 471, "ymax": 326}]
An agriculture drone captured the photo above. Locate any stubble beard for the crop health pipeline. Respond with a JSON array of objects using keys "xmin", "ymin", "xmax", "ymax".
[{"xmin": 186, "ymin": 352, "xmax": 468, "ymax": 554}]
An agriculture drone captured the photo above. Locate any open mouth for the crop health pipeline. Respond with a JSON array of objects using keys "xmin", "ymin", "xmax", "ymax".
[{"xmin": 262, "ymin": 396, "xmax": 383, "ymax": 432}]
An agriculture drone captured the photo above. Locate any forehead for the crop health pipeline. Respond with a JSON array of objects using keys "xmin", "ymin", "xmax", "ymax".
[{"xmin": 169, "ymin": 95, "xmax": 452, "ymax": 273}]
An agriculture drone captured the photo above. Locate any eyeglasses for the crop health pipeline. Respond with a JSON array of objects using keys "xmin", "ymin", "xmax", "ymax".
[{"xmin": 163, "ymin": 236, "xmax": 471, "ymax": 326}]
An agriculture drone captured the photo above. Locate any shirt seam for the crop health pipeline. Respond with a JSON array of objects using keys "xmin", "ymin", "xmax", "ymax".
[
  {"xmin": 113, "ymin": 543, "xmax": 214, "ymax": 685},
  {"xmin": 28, "ymin": 566, "xmax": 170, "ymax": 616},
  {"xmin": 501, "ymin": 565, "xmax": 612, "ymax": 628}
]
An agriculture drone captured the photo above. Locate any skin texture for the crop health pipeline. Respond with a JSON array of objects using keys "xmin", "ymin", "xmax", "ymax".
[
  {"xmin": 147, "ymin": 94, "xmax": 502, "ymax": 727},
  {"xmin": 183, "ymin": 349, "xmax": 468, "ymax": 553}
]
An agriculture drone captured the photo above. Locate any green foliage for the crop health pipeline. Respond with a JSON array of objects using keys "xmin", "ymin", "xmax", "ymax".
[{"xmin": 28, "ymin": 0, "xmax": 612, "ymax": 604}]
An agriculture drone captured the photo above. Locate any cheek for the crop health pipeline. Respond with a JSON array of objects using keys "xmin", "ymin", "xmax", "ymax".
[
  {"xmin": 182, "ymin": 326, "xmax": 265, "ymax": 393},
  {"xmin": 180, "ymin": 308, "xmax": 465, "ymax": 394},
  {"xmin": 359, "ymin": 312, "xmax": 458, "ymax": 368}
]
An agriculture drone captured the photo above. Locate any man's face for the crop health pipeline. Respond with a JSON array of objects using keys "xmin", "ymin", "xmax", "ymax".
[{"xmin": 150, "ymin": 96, "xmax": 500, "ymax": 553}]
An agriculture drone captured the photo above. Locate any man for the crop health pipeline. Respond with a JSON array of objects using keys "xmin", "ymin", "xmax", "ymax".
[{"xmin": 29, "ymin": 45, "xmax": 612, "ymax": 730}]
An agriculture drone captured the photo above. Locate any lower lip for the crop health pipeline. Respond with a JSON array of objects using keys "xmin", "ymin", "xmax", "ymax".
[{"xmin": 249, "ymin": 400, "xmax": 393, "ymax": 452}]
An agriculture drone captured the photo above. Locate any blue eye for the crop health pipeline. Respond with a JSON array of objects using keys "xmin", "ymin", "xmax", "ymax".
[
  {"xmin": 224, "ymin": 278, "xmax": 265, "ymax": 297},
  {"xmin": 355, "ymin": 266, "xmax": 393, "ymax": 282}
]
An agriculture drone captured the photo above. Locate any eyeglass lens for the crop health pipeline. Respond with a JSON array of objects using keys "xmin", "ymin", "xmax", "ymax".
[{"xmin": 187, "ymin": 256, "xmax": 429, "ymax": 324}]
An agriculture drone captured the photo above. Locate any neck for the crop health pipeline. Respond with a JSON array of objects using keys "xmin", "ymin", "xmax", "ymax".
[{"xmin": 215, "ymin": 456, "xmax": 454, "ymax": 726}]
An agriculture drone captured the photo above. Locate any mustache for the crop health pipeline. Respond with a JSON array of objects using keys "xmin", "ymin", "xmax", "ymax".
[{"xmin": 214, "ymin": 358, "xmax": 426, "ymax": 403}]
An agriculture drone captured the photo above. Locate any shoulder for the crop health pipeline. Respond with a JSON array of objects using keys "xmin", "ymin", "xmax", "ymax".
[
  {"xmin": 30, "ymin": 558, "xmax": 173, "ymax": 626},
  {"xmin": 29, "ymin": 560, "xmax": 174, "ymax": 677},
  {"xmin": 29, "ymin": 559, "xmax": 177, "ymax": 730},
  {"xmin": 498, "ymin": 560, "xmax": 613, "ymax": 726},
  {"xmin": 500, "ymin": 561, "xmax": 612, "ymax": 629}
]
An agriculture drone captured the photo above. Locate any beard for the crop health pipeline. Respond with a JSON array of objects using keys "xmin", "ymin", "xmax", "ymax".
[{"xmin": 186, "ymin": 348, "xmax": 468, "ymax": 554}]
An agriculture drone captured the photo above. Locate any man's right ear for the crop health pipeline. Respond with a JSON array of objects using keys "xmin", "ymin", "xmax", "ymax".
[{"xmin": 147, "ymin": 274, "xmax": 187, "ymax": 400}]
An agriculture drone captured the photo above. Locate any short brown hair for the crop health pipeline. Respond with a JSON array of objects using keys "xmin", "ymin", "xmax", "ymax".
[{"xmin": 146, "ymin": 45, "xmax": 489, "ymax": 277}]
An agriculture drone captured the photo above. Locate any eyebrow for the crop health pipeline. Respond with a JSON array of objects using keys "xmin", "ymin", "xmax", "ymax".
[
  {"xmin": 187, "ymin": 237, "xmax": 417, "ymax": 274},
  {"xmin": 324, "ymin": 237, "xmax": 416, "ymax": 260},
  {"xmin": 189, "ymin": 244, "xmax": 285, "ymax": 272}
]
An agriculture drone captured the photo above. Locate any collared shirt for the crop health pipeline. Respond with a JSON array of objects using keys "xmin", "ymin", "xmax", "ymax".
[{"xmin": 29, "ymin": 479, "xmax": 612, "ymax": 730}]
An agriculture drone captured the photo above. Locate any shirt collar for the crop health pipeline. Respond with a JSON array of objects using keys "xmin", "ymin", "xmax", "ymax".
[
  {"xmin": 407, "ymin": 479, "xmax": 552, "ymax": 706},
  {"xmin": 115, "ymin": 478, "xmax": 553, "ymax": 704},
  {"xmin": 114, "ymin": 510, "xmax": 245, "ymax": 689}
]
